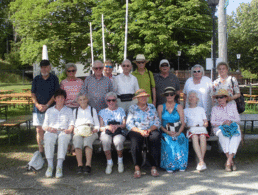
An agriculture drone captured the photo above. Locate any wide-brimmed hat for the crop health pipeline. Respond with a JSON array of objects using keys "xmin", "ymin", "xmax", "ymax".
[
  {"xmin": 133, "ymin": 89, "xmax": 150, "ymax": 99},
  {"xmin": 159, "ymin": 59, "xmax": 170, "ymax": 67},
  {"xmin": 214, "ymin": 89, "xmax": 229, "ymax": 97},
  {"xmin": 133, "ymin": 54, "xmax": 149, "ymax": 63},
  {"xmin": 162, "ymin": 87, "xmax": 176, "ymax": 96}
]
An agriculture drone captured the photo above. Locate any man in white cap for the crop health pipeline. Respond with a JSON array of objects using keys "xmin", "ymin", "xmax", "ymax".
[
  {"xmin": 154, "ymin": 59, "xmax": 180, "ymax": 106},
  {"xmin": 31, "ymin": 60, "xmax": 60, "ymax": 155},
  {"xmin": 132, "ymin": 54, "xmax": 156, "ymax": 106}
]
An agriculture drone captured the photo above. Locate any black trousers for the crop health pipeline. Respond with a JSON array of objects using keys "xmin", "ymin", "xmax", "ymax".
[{"xmin": 128, "ymin": 130, "xmax": 161, "ymax": 167}]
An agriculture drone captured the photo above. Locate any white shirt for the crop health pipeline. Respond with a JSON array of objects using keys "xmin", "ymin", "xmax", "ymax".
[
  {"xmin": 73, "ymin": 106, "xmax": 100, "ymax": 130},
  {"xmin": 43, "ymin": 106, "xmax": 74, "ymax": 130},
  {"xmin": 113, "ymin": 73, "xmax": 139, "ymax": 95},
  {"xmin": 184, "ymin": 107, "xmax": 207, "ymax": 127},
  {"xmin": 183, "ymin": 76, "xmax": 212, "ymax": 120}
]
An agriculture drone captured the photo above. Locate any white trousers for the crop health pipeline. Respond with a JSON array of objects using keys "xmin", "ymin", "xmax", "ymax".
[
  {"xmin": 217, "ymin": 131, "xmax": 241, "ymax": 154},
  {"xmin": 44, "ymin": 131, "xmax": 72, "ymax": 159},
  {"xmin": 100, "ymin": 132, "xmax": 126, "ymax": 151}
]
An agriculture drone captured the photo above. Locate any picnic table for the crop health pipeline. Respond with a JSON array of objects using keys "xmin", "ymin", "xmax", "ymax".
[
  {"xmin": 0, "ymin": 90, "xmax": 14, "ymax": 94},
  {"xmin": 22, "ymin": 88, "xmax": 31, "ymax": 92},
  {"xmin": 243, "ymin": 94, "xmax": 258, "ymax": 101},
  {"xmin": 0, "ymin": 104, "xmax": 8, "ymax": 120}
]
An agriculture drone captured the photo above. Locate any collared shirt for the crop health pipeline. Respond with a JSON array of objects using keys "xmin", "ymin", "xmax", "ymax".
[
  {"xmin": 98, "ymin": 107, "xmax": 126, "ymax": 126},
  {"xmin": 126, "ymin": 104, "xmax": 160, "ymax": 131},
  {"xmin": 113, "ymin": 73, "xmax": 139, "ymax": 95},
  {"xmin": 154, "ymin": 72, "xmax": 180, "ymax": 106},
  {"xmin": 80, "ymin": 74, "xmax": 113, "ymax": 113},
  {"xmin": 183, "ymin": 76, "xmax": 212, "ymax": 120},
  {"xmin": 132, "ymin": 68, "xmax": 155, "ymax": 103},
  {"xmin": 42, "ymin": 105, "xmax": 74, "ymax": 130},
  {"xmin": 60, "ymin": 78, "xmax": 84, "ymax": 108},
  {"xmin": 73, "ymin": 106, "xmax": 99, "ymax": 130},
  {"xmin": 31, "ymin": 73, "xmax": 60, "ymax": 113}
]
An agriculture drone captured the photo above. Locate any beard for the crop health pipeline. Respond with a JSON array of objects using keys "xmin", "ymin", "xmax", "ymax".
[{"xmin": 41, "ymin": 72, "xmax": 49, "ymax": 76}]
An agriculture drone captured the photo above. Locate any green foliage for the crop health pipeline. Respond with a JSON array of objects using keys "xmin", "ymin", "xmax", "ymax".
[
  {"xmin": 241, "ymin": 69, "xmax": 258, "ymax": 79},
  {"xmin": 227, "ymin": 0, "xmax": 258, "ymax": 72}
]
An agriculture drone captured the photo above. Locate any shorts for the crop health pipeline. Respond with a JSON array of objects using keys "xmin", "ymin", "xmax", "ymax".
[
  {"xmin": 33, "ymin": 112, "xmax": 45, "ymax": 126},
  {"xmin": 73, "ymin": 133, "xmax": 98, "ymax": 150}
]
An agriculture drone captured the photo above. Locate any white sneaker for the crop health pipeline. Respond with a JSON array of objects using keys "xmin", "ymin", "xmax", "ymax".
[
  {"xmin": 179, "ymin": 169, "xmax": 185, "ymax": 172},
  {"xmin": 166, "ymin": 170, "xmax": 173, "ymax": 173},
  {"xmin": 105, "ymin": 163, "xmax": 113, "ymax": 174},
  {"xmin": 118, "ymin": 163, "xmax": 124, "ymax": 173},
  {"xmin": 55, "ymin": 166, "xmax": 63, "ymax": 178},
  {"xmin": 196, "ymin": 164, "xmax": 202, "ymax": 171},
  {"xmin": 45, "ymin": 167, "xmax": 53, "ymax": 178},
  {"xmin": 200, "ymin": 163, "xmax": 207, "ymax": 171}
]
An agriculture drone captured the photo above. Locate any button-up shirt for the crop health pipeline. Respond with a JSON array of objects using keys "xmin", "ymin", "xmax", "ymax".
[
  {"xmin": 42, "ymin": 106, "xmax": 74, "ymax": 130},
  {"xmin": 113, "ymin": 73, "xmax": 139, "ymax": 95},
  {"xmin": 80, "ymin": 74, "xmax": 113, "ymax": 113}
]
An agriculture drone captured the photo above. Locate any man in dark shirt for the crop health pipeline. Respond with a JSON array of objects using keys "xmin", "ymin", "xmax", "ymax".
[
  {"xmin": 31, "ymin": 60, "xmax": 60, "ymax": 154},
  {"xmin": 154, "ymin": 59, "xmax": 180, "ymax": 106}
]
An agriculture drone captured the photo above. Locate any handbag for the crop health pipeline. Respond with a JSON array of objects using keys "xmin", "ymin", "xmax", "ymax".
[
  {"xmin": 74, "ymin": 123, "xmax": 93, "ymax": 137},
  {"xmin": 118, "ymin": 94, "xmax": 134, "ymax": 102},
  {"xmin": 105, "ymin": 120, "xmax": 128, "ymax": 137},
  {"xmin": 27, "ymin": 151, "xmax": 44, "ymax": 171},
  {"xmin": 166, "ymin": 121, "xmax": 181, "ymax": 132},
  {"xmin": 231, "ymin": 77, "xmax": 245, "ymax": 114}
]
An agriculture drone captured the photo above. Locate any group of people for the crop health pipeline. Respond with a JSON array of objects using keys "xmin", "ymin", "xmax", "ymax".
[{"xmin": 31, "ymin": 55, "xmax": 243, "ymax": 179}]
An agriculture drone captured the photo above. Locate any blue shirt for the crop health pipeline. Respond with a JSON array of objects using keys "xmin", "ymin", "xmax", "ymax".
[
  {"xmin": 31, "ymin": 73, "xmax": 60, "ymax": 113},
  {"xmin": 98, "ymin": 107, "xmax": 126, "ymax": 126}
]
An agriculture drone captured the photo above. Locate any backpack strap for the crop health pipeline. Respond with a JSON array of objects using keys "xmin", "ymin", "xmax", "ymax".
[{"xmin": 75, "ymin": 107, "xmax": 79, "ymax": 119}]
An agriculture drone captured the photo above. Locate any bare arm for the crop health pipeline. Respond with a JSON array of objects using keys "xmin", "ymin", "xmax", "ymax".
[
  {"xmin": 176, "ymin": 104, "xmax": 186, "ymax": 136},
  {"xmin": 152, "ymin": 87, "xmax": 156, "ymax": 107}
]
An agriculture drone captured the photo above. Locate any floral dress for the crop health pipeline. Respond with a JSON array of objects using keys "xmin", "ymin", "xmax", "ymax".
[{"xmin": 160, "ymin": 103, "xmax": 189, "ymax": 171}]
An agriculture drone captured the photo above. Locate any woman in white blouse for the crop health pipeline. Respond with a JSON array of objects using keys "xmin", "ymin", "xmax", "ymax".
[
  {"xmin": 73, "ymin": 93, "xmax": 99, "ymax": 174},
  {"xmin": 113, "ymin": 59, "xmax": 139, "ymax": 114}
]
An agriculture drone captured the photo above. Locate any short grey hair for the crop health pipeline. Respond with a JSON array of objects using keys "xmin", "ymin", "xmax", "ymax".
[
  {"xmin": 105, "ymin": 92, "xmax": 117, "ymax": 101},
  {"xmin": 93, "ymin": 60, "xmax": 103, "ymax": 68},
  {"xmin": 75, "ymin": 92, "xmax": 89, "ymax": 103},
  {"xmin": 186, "ymin": 90, "xmax": 199, "ymax": 106},
  {"xmin": 122, "ymin": 59, "xmax": 132, "ymax": 66},
  {"xmin": 191, "ymin": 64, "xmax": 205, "ymax": 77},
  {"xmin": 65, "ymin": 63, "xmax": 77, "ymax": 71}
]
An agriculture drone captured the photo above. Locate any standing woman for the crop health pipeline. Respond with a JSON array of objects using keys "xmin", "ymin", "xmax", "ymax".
[
  {"xmin": 60, "ymin": 63, "xmax": 84, "ymax": 109},
  {"xmin": 158, "ymin": 87, "xmax": 188, "ymax": 172},
  {"xmin": 212, "ymin": 62, "xmax": 241, "ymax": 106},
  {"xmin": 184, "ymin": 91, "xmax": 209, "ymax": 171}
]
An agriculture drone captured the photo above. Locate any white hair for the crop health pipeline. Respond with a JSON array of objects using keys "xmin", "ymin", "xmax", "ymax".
[
  {"xmin": 65, "ymin": 63, "xmax": 77, "ymax": 71},
  {"xmin": 122, "ymin": 59, "xmax": 132, "ymax": 66},
  {"xmin": 93, "ymin": 60, "xmax": 103, "ymax": 67},
  {"xmin": 186, "ymin": 90, "xmax": 199, "ymax": 107},
  {"xmin": 75, "ymin": 92, "xmax": 88, "ymax": 103},
  {"xmin": 105, "ymin": 92, "xmax": 117, "ymax": 100},
  {"xmin": 191, "ymin": 64, "xmax": 205, "ymax": 77}
]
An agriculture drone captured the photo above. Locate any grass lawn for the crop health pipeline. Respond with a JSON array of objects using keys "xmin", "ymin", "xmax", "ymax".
[{"xmin": 0, "ymin": 84, "xmax": 31, "ymax": 93}]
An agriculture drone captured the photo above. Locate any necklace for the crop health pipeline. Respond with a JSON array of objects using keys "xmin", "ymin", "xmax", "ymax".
[{"xmin": 138, "ymin": 104, "xmax": 147, "ymax": 110}]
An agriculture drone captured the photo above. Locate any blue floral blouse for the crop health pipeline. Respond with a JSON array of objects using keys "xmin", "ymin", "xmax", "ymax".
[
  {"xmin": 126, "ymin": 104, "xmax": 160, "ymax": 131},
  {"xmin": 98, "ymin": 107, "xmax": 126, "ymax": 126}
]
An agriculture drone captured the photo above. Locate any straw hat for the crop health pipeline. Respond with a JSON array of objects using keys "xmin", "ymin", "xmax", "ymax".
[
  {"xmin": 214, "ymin": 89, "xmax": 229, "ymax": 97},
  {"xmin": 133, "ymin": 54, "xmax": 149, "ymax": 63},
  {"xmin": 133, "ymin": 89, "xmax": 150, "ymax": 99},
  {"xmin": 162, "ymin": 87, "xmax": 176, "ymax": 96}
]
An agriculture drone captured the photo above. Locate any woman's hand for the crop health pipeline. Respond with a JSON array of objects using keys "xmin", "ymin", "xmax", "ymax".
[
  {"xmin": 64, "ymin": 129, "xmax": 73, "ymax": 134},
  {"xmin": 223, "ymin": 120, "xmax": 232, "ymax": 126},
  {"xmin": 92, "ymin": 129, "xmax": 98, "ymax": 134},
  {"xmin": 47, "ymin": 127, "xmax": 57, "ymax": 133},
  {"xmin": 140, "ymin": 130, "xmax": 149, "ymax": 137},
  {"xmin": 168, "ymin": 131, "xmax": 176, "ymax": 137}
]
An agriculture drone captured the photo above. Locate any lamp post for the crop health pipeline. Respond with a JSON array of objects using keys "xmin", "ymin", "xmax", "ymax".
[
  {"xmin": 236, "ymin": 54, "xmax": 241, "ymax": 72},
  {"xmin": 207, "ymin": 0, "xmax": 219, "ymax": 81},
  {"xmin": 177, "ymin": 51, "xmax": 181, "ymax": 70}
]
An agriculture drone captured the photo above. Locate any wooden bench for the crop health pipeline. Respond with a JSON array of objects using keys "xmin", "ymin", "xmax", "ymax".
[
  {"xmin": 0, "ymin": 115, "xmax": 32, "ymax": 144},
  {"xmin": 240, "ymin": 114, "xmax": 258, "ymax": 133}
]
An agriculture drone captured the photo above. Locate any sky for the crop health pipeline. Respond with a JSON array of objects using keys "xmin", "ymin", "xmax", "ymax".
[{"xmin": 226, "ymin": 0, "xmax": 251, "ymax": 15}]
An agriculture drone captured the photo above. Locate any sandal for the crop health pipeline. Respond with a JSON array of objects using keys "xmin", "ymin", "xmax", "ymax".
[
  {"xmin": 225, "ymin": 164, "xmax": 232, "ymax": 172},
  {"xmin": 151, "ymin": 168, "xmax": 159, "ymax": 177},
  {"xmin": 134, "ymin": 170, "xmax": 141, "ymax": 179},
  {"xmin": 232, "ymin": 163, "xmax": 237, "ymax": 171}
]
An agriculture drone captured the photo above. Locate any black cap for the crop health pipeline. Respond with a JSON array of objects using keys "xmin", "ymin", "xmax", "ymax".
[{"xmin": 40, "ymin": 60, "xmax": 50, "ymax": 67}]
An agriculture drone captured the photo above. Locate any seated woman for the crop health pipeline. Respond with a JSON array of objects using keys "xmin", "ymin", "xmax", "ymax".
[
  {"xmin": 126, "ymin": 89, "xmax": 161, "ymax": 178},
  {"xmin": 99, "ymin": 92, "xmax": 127, "ymax": 174},
  {"xmin": 211, "ymin": 89, "xmax": 242, "ymax": 172},
  {"xmin": 73, "ymin": 93, "xmax": 99, "ymax": 174},
  {"xmin": 184, "ymin": 90, "xmax": 209, "ymax": 171},
  {"xmin": 43, "ymin": 89, "xmax": 74, "ymax": 178},
  {"xmin": 157, "ymin": 87, "xmax": 188, "ymax": 173}
]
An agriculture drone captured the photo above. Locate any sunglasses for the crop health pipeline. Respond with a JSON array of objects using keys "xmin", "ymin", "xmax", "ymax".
[
  {"xmin": 164, "ymin": 92, "xmax": 175, "ymax": 97},
  {"xmin": 122, "ymin": 64, "xmax": 130, "ymax": 67},
  {"xmin": 93, "ymin": 67, "xmax": 103, "ymax": 70},
  {"xmin": 161, "ymin": 64, "xmax": 169, "ymax": 67},
  {"xmin": 107, "ymin": 99, "xmax": 116, "ymax": 102},
  {"xmin": 193, "ymin": 70, "xmax": 201, "ymax": 73},
  {"xmin": 216, "ymin": 96, "xmax": 226, "ymax": 99},
  {"xmin": 105, "ymin": 65, "xmax": 113, "ymax": 69},
  {"xmin": 137, "ymin": 61, "xmax": 145, "ymax": 64},
  {"xmin": 67, "ymin": 70, "xmax": 76, "ymax": 73}
]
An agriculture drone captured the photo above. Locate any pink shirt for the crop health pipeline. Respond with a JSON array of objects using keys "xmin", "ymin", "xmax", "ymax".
[
  {"xmin": 211, "ymin": 103, "xmax": 240, "ymax": 134},
  {"xmin": 60, "ymin": 78, "xmax": 84, "ymax": 108}
]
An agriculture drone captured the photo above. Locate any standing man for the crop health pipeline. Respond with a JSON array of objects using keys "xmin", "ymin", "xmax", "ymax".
[
  {"xmin": 31, "ymin": 60, "xmax": 60, "ymax": 155},
  {"xmin": 81, "ymin": 60, "xmax": 113, "ymax": 113},
  {"xmin": 154, "ymin": 59, "xmax": 180, "ymax": 106},
  {"xmin": 103, "ymin": 60, "xmax": 114, "ymax": 82},
  {"xmin": 132, "ymin": 54, "xmax": 156, "ymax": 106}
]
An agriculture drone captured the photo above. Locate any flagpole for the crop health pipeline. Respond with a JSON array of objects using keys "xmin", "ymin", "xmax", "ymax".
[
  {"xmin": 124, "ymin": 0, "xmax": 128, "ymax": 60},
  {"xmin": 102, "ymin": 14, "xmax": 106, "ymax": 63},
  {"xmin": 90, "ymin": 22, "xmax": 94, "ymax": 67}
]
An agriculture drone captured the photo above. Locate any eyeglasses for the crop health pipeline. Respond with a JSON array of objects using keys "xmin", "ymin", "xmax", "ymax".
[
  {"xmin": 193, "ymin": 70, "xmax": 201, "ymax": 73},
  {"xmin": 107, "ymin": 99, "xmax": 116, "ymax": 102},
  {"xmin": 122, "ymin": 64, "xmax": 130, "ymax": 67},
  {"xmin": 67, "ymin": 70, "xmax": 76, "ymax": 73},
  {"xmin": 161, "ymin": 64, "xmax": 169, "ymax": 67},
  {"xmin": 105, "ymin": 65, "xmax": 113, "ymax": 69},
  {"xmin": 137, "ymin": 61, "xmax": 145, "ymax": 64},
  {"xmin": 93, "ymin": 67, "xmax": 103, "ymax": 70},
  {"xmin": 216, "ymin": 96, "xmax": 226, "ymax": 99},
  {"xmin": 164, "ymin": 93, "xmax": 175, "ymax": 97}
]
